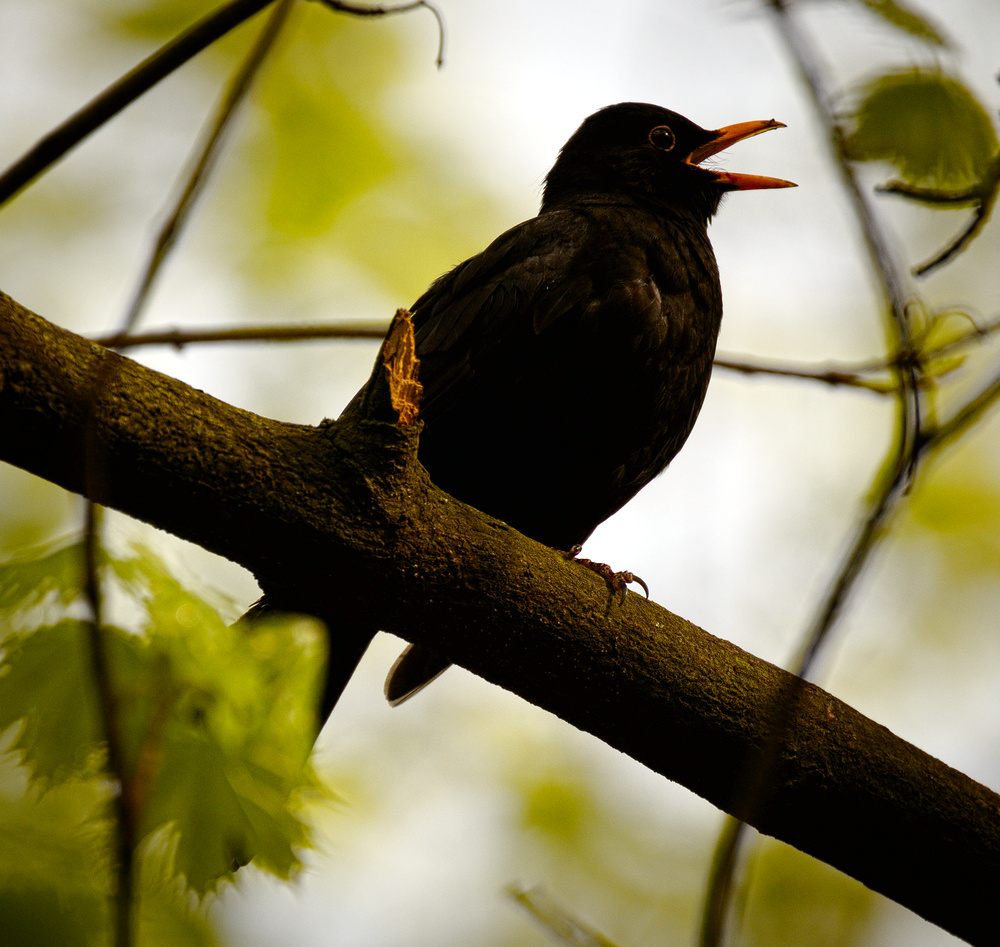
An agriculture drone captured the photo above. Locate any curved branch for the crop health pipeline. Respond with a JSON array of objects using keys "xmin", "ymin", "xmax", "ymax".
[
  {"xmin": 877, "ymin": 151, "xmax": 1000, "ymax": 277},
  {"xmin": 312, "ymin": 0, "xmax": 446, "ymax": 66}
]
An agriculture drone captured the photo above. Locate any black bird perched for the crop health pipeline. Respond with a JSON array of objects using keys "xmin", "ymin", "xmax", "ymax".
[{"xmin": 357, "ymin": 102, "xmax": 793, "ymax": 707}]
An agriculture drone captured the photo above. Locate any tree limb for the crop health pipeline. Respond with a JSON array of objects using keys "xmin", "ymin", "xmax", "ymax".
[{"xmin": 2, "ymin": 289, "xmax": 1000, "ymax": 945}]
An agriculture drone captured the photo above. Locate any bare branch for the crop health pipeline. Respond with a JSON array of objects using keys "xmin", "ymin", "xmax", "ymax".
[
  {"xmin": 700, "ymin": 1, "xmax": 931, "ymax": 939},
  {"xmin": 713, "ymin": 355, "xmax": 897, "ymax": 393},
  {"xmin": 120, "ymin": 0, "xmax": 295, "ymax": 333},
  {"xmin": 93, "ymin": 321, "xmax": 389, "ymax": 350},
  {"xmin": 0, "ymin": 0, "xmax": 277, "ymax": 207},
  {"xmin": 767, "ymin": 1, "xmax": 923, "ymax": 458}
]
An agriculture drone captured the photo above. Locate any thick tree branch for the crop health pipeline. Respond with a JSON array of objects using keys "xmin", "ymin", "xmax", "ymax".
[{"xmin": 2, "ymin": 289, "xmax": 1000, "ymax": 945}]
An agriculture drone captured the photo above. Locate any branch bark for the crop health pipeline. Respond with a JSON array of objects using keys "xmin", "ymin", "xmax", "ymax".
[{"xmin": 2, "ymin": 289, "xmax": 999, "ymax": 945}]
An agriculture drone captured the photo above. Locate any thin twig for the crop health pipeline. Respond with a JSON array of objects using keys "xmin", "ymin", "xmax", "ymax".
[
  {"xmin": 120, "ymin": 0, "xmax": 295, "ymax": 332},
  {"xmin": 312, "ymin": 0, "xmax": 446, "ymax": 66},
  {"xmin": 713, "ymin": 355, "xmax": 897, "ymax": 393},
  {"xmin": 95, "ymin": 315, "xmax": 1000, "ymax": 393},
  {"xmin": 877, "ymin": 152, "xmax": 1000, "ymax": 277},
  {"xmin": 82, "ymin": 505, "xmax": 134, "ymax": 947},
  {"xmin": 94, "ymin": 321, "xmax": 389, "ymax": 349},
  {"xmin": 923, "ymin": 365, "xmax": 1000, "ymax": 451},
  {"xmin": 506, "ymin": 885, "xmax": 621, "ymax": 947},
  {"xmin": 68, "ymin": 11, "xmax": 297, "ymax": 942},
  {"xmin": 0, "ymin": 0, "xmax": 277, "ymax": 207}
]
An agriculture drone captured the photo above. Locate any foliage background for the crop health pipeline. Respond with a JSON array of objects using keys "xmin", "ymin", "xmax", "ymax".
[{"xmin": 1, "ymin": 0, "xmax": 999, "ymax": 944}]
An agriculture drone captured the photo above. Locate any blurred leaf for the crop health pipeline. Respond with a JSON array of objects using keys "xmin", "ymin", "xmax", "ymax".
[
  {"xmin": 521, "ymin": 777, "xmax": 594, "ymax": 848},
  {"xmin": 915, "ymin": 308, "xmax": 981, "ymax": 384},
  {"xmin": 0, "ymin": 889, "xmax": 104, "ymax": 947},
  {"xmin": 844, "ymin": 70, "xmax": 998, "ymax": 189},
  {"xmin": 0, "ymin": 540, "xmax": 84, "ymax": 620},
  {"xmin": 903, "ymin": 467, "xmax": 1000, "ymax": 580},
  {"xmin": 850, "ymin": 0, "xmax": 949, "ymax": 46},
  {"xmin": 105, "ymin": 0, "xmax": 229, "ymax": 39},
  {"xmin": 137, "ymin": 826, "xmax": 220, "ymax": 947},
  {"xmin": 1, "ymin": 538, "xmax": 326, "ymax": 895},
  {"xmin": 921, "ymin": 308, "xmax": 981, "ymax": 352},
  {"xmin": 136, "ymin": 609, "xmax": 326, "ymax": 892},
  {"xmin": 0, "ymin": 756, "xmax": 112, "ymax": 946},
  {"xmin": 114, "ymin": 546, "xmax": 326, "ymax": 892},
  {"xmin": 247, "ymin": 10, "xmax": 402, "ymax": 241},
  {"xmin": 0, "ymin": 621, "xmax": 105, "ymax": 782},
  {"xmin": 743, "ymin": 842, "xmax": 877, "ymax": 947},
  {"xmin": 260, "ymin": 84, "xmax": 397, "ymax": 239},
  {"xmin": 0, "ymin": 749, "xmax": 216, "ymax": 946}
]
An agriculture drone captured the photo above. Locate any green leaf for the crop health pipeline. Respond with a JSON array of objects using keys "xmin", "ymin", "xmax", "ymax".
[
  {"xmin": 0, "ymin": 750, "xmax": 217, "ymax": 946},
  {"xmin": 0, "ymin": 617, "xmax": 161, "ymax": 787},
  {"xmin": 844, "ymin": 70, "xmax": 999, "ymax": 189},
  {"xmin": 0, "ymin": 621, "xmax": 104, "ymax": 782},
  {"xmin": 850, "ymin": 0, "xmax": 949, "ymax": 46},
  {"xmin": 137, "ymin": 827, "xmax": 220, "ymax": 947},
  {"xmin": 1, "ymin": 539, "xmax": 326, "ymax": 893},
  {"xmin": 0, "ymin": 540, "xmax": 85, "ymax": 621},
  {"xmin": 110, "ymin": 546, "xmax": 326, "ymax": 891},
  {"xmin": 921, "ymin": 308, "xmax": 981, "ymax": 352},
  {"xmin": 136, "ymin": 610, "xmax": 326, "ymax": 892},
  {"xmin": 0, "ymin": 756, "xmax": 112, "ymax": 946}
]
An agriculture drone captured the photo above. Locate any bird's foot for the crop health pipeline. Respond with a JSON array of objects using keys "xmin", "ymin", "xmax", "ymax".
[{"xmin": 563, "ymin": 545, "xmax": 649, "ymax": 604}]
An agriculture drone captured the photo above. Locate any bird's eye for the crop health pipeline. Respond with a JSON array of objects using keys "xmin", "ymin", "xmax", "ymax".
[{"xmin": 648, "ymin": 125, "xmax": 675, "ymax": 151}]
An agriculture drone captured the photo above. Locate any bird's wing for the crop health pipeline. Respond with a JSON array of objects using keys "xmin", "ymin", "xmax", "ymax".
[{"xmin": 411, "ymin": 208, "xmax": 598, "ymax": 416}]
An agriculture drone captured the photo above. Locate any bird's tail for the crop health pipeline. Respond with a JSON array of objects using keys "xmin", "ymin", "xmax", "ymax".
[
  {"xmin": 384, "ymin": 643, "xmax": 451, "ymax": 706},
  {"xmin": 239, "ymin": 597, "xmax": 376, "ymax": 726}
]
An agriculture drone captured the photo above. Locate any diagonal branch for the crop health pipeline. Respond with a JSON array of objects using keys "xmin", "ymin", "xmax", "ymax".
[
  {"xmin": 0, "ymin": 0, "xmax": 445, "ymax": 209},
  {"xmin": 3, "ymin": 288, "xmax": 1000, "ymax": 946},
  {"xmin": 0, "ymin": 0, "xmax": 277, "ymax": 206}
]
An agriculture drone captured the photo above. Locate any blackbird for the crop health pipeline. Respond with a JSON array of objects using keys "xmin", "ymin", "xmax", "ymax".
[{"xmin": 355, "ymin": 103, "xmax": 793, "ymax": 707}]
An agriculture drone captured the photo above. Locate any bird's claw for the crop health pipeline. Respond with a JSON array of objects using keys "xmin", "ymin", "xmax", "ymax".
[{"xmin": 563, "ymin": 546, "xmax": 649, "ymax": 604}]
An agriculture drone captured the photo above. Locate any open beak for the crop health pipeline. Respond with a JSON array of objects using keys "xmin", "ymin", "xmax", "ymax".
[{"xmin": 688, "ymin": 119, "xmax": 796, "ymax": 191}]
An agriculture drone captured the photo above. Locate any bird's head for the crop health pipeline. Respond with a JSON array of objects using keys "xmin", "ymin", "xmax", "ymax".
[{"xmin": 542, "ymin": 102, "xmax": 795, "ymax": 221}]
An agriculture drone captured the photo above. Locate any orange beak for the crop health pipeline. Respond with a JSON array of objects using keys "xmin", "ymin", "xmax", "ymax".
[{"xmin": 688, "ymin": 119, "xmax": 796, "ymax": 191}]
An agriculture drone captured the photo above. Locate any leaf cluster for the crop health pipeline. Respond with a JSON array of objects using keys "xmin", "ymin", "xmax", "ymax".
[{"xmin": 0, "ymin": 538, "xmax": 327, "ymax": 943}]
